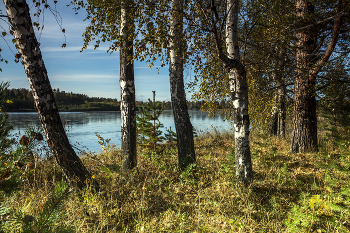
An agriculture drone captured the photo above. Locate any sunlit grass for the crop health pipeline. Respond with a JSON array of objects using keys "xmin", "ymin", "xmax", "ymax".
[{"xmin": 1, "ymin": 124, "xmax": 350, "ymax": 232}]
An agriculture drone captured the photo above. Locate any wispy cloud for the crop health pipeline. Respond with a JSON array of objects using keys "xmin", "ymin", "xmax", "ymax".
[
  {"xmin": 134, "ymin": 65, "xmax": 169, "ymax": 69},
  {"xmin": 0, "ymin": 0, "xmax": 195, "ymax": 101},
  {"xmin": 50, "ymin": 73, "xmax": 118, "ymax": 82},
  {"xmin": 41, "ymin": 45, "xmax": 85, "ymax": 53}
]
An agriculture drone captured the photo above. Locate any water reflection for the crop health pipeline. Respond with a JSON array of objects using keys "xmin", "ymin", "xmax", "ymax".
[{"xmin": 7, "ymin": 110, "xmax": 233, "ymax": 155}]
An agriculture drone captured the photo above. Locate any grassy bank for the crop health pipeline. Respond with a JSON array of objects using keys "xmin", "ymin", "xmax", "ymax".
[{"xmin": 1, "ymin": 126, "xmax": 350, "ymax": 232}]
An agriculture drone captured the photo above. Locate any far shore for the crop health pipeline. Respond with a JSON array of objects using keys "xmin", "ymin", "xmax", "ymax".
[
  {"xmin": 6, "ymin": 109, "xmax": 204, "ymax": 113},
  {"xmin": 6, "ymin": 109, "xmax": 122, "ymax": 113}
]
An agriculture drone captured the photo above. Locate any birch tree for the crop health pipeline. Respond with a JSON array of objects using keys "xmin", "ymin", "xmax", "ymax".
[
  {"xmin": 119, "ymin": 0, "xmax": 137, "ymax": 172},
  {"xmin": 169, "ymin": 0, "xmax": 196, "ymax": 170},
  {"xmin": 169, "ymin": 0, "xmax": 255, "ymax": 185},
  {"xmin": 224, "ymin": 0, "xmax": 252, "ymax": 185},
  {"xmin": 187, "ymin": 0, "xmax": 254, "ymax": 185},
  {"xmin": 71, "ymin": 0, "xmax": 138, "ymax": 172},
  {"xmin": 74, "ymin": 0, "xmax": 197, "ymax": 171},
  {"xmin": 268, "ymin": 48, "xmax": 288, "ymax": 138},
  {"xmin": 187, "ymin": 0, "xmax": 295, "ymax": 134},
  {"xmin": 3, "ymin": 0, "xmax": 99, "ymax": 191}
]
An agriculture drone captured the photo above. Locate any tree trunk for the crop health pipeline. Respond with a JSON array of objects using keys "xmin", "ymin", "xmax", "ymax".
[
  {"xmin": 269, "ymin": 101, "xmax": 278, "ymax": 135},
  {"xmin": 270, "ymin": 80, "xmax": 286, "ymax": 138},
  {"xmin": 120, "ymin": 0, "xmax": 137, "ymax": 172},
  {"xmin": 169, "ymin": 0, "xmax": 196, "ymax": 171},
  {"xmin": 277, "ymin": 83, "xmax": 286, "ymax": 138},
  {"xmin": 4, "ymin": 0, "xmax": 99, "ymax": 191},
  {"xmin": 226, "ymin": 0, "xmax": 253, "ymax": 186},
  {"xmin": 269, "ymin": 56, "xmax": 286, "ymax": 138},
  {"xmin": 290, "ymin": 0, "xmax": 318, "ymax": 153}
]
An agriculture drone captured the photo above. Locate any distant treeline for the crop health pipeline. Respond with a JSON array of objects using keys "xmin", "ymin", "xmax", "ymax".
[
  {"xmin": 4, "ymin": 88, "xmax": 227, "ymax": 111},
  {"xmin": 5, "ymin": 88, "xmax": 119, "ymax": 111}
]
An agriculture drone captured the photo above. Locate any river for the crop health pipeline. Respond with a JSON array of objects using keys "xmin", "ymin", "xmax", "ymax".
[{"xmin": 7, "ymin": 110, "xmax": 233, "ymax": 156}]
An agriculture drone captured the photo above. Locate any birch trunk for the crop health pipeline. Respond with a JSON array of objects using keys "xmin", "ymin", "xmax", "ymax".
[
  {"xmin": 120, "ymin": 0, "xmax": 137, "ymax": 172},
  {"xmin": 269, "ymin": 101, "xmax": 278, "ymax": 135},
  {"xmin": 4, "ymin": 0, "xmax": 99, "ymax": 191},
  {"xmin": 226, "ymin": 0, "xmax": 253, "ymax": 186},
  {"xmin": 276, "ymin": 80, "xmax": 286, "ymax": 138},
  {"xmin": 290, "ymin": 0, "xmax": 318, "ymax": 153},
  {"xmin": 269, "ymin": 56, "xmax": 286, "ymax": 138},
  {"xmin": 169, "ymin": 0, "xmax": 196, "ymax": 170}
]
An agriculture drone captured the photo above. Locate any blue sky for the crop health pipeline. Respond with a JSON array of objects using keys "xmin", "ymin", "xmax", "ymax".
[{"xmin": 0, "ymin": 0, "xmax": 196, "ymax": 101}]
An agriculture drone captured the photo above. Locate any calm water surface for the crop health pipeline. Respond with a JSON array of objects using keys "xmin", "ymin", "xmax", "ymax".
[{"xmin": 7, "ymin": 110, "xmax": 233, "ymax": 156}]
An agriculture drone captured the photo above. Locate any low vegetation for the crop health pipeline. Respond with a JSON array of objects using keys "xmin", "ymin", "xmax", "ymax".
[{"xmin": 1, "ymin": 117, "xmax": 350, "ymax": 232}]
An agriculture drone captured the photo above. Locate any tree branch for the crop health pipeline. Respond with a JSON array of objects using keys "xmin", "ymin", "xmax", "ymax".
[
  {"xmin": 290, "ymin": 12, "xmax": 350, "ymax": 33},
  {"xmin": 309, "ymin": 0, "xmax": 346, "ymax": 78},
  {"xmin": 206, "ymin": 0, "xmax": 244, "ymax": 74}
]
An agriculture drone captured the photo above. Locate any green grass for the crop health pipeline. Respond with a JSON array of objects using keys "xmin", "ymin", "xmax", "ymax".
[{"xmin": 1, "ymin": 125, "xmax": 350, "ymax": 232}]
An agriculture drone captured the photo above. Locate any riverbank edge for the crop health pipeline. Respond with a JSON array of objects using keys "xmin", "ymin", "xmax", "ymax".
[{"xmin": 6, "ymin": 109, "xmax": 121, "ymax": 112}]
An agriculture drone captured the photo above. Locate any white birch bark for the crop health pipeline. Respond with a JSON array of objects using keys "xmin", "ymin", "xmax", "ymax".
[
  {"xmin": 120, "ymin": 0, "xmax": 137, "ymax": 172},
  {"xmin": 226, "ymin": 0, "xmax": 253, "ymax": 185},
  {"xmin": 3, "ymin": 0, "xmax": 99, "ymax": 191}
]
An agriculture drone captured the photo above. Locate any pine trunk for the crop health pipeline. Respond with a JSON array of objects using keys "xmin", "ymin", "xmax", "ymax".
[
  {"xmin": 120, "ymin": 0, "xmax": 137, "ymax": 172},
  {"xmin": 226, "ymin": 0, "xmax": 253, "ymax": 186},
  {"xmin": 4, "ymin": 0, "xmax": 99, "ymax": 191},
  {"xmin": 169, "ymin": 0, "xmax": 196, "ymax": 170},
  {"xmin": 290, "ymin": 0, "xmax": 318, "ymax": 153}
]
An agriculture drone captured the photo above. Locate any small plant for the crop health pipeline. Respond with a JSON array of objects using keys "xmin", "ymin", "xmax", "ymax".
[
  {"xmin": 179, "ymin": 162, "xmax": 198, "ymax": 186},
  {"xmin": 1, "ymin": 127, "xmax": 45, "ymax": 197},
  {"xmin": 164, "ymin": 126, "xmax": 177, "ymax": 144},
  {"xmin": 1, "ymin": 180, "xmax": 75, "ymax": 232},
  {"xmin": 0, "ymin": 83, "xmax": 47, "ymax": 200},
  {"xmin": 0, "ymin": 81, "xmax": 22, "ymax": 197},
  {"xmin": 0, "ymin": 81, "xmax": 14, "ymax": 153},
  {"xmin": 96, "ymin": 133, "xmax": 112, "ymax": 152},
  {"xmin": 136, "ymin": 91, "xmax": 165, "ymax": 152},
  {"xmin": 284, "ymin": 177, "xmax": 350, "ymax": 232}
]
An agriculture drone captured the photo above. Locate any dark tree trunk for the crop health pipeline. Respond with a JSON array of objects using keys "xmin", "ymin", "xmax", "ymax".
[
  {"xmin": 290, "ymin": 0, "xmax": 318, "ymax": 153},
  {"xmin": 4, "ymin": 0, "xmax": 99, "ymax": 191},
  {"xmin": 120, "ymin": 0, "xmax": 137, "ymax": 172},
  {"xmin": 169, "ymin": 0, "xmax": 196, "ymax": 170},
  {"xmin": 290, "ymin": 0, "xmax": 345, "ymax": 153}
]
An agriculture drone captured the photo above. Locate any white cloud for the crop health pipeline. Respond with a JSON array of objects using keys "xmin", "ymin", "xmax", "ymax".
[{"xmin": 40, "ymin": 45, "xmax": 85, "ymax": 52}]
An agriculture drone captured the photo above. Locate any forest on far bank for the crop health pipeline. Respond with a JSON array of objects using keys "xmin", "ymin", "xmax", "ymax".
[{"xmin": 4, "ymin": 88, "xmax": 216, "ymax": 112}]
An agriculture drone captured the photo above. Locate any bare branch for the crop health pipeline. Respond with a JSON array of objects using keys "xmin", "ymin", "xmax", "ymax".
[
  {"xmin": 309, "ymin": 0, "xmax": 346, "ymax": 78},
  {"xmin": 290, "ymin": 12, "xmax": 350, "ymax": 33}
]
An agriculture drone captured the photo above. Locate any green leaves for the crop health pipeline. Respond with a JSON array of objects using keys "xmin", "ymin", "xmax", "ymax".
[{"xmin": 33, "ymin": 21, "xmax": 40, "ymax": 30}]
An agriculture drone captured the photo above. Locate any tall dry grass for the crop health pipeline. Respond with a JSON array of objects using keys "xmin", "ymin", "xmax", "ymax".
[{"xmin": 1, "ymin": 124, "xmax": 350, "ymax": 232}]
